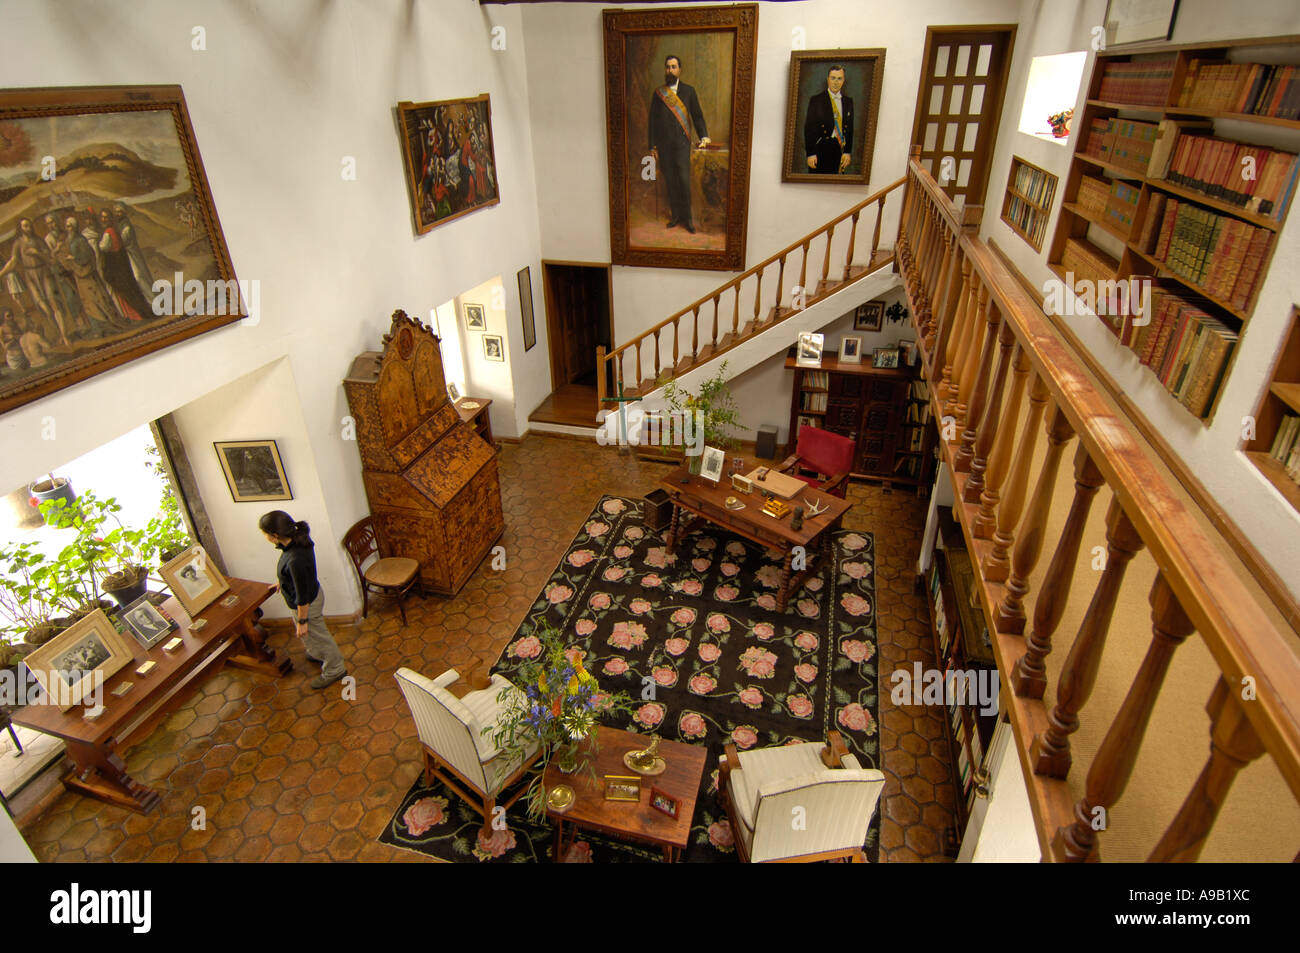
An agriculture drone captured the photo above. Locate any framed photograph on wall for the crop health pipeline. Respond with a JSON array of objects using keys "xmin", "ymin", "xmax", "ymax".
[
  {"xmin": 483, "ymin": 334, "xmax": 504, "ymax": 362},
  {"xmin": 603, "ymin": 4, "xmax": 759, "ymax": 271},
  {"xmin": 854, "ymin": 301, "xmax": 884, "ymax": 331},
  {"xmin": 160, "ymin": 545, "xmax": 230, "ymax": 617},
  {"xmin": 214, "ymin": 439, "xmax": 292, "ymax": 503},
  {"xmin": 1103, "ymin": 0, "xmax": 1179, "ymax": 47},
  {"xmin": 23, "ymin": 610, "xmax": 135, "ymax": 711},
  {"xmin": 463, "ymin": 303, "xmax": 486, "ymax": 331},
  {"xmin": 839, "ymin": 335, "xmax": 864, "ymax": 364},
  {"xmin": 396, "ymin": 95, "xmax": 500, "ymax": 236},
  {"xmin": 0, "ymin": 85, "xmax": 244, "ymax": 416},
  {"xmin": 517, "ymin": 266, "xmax": 536, "ymax": 352},
  {"xmin": 782, "ymin": 49, "xmax": 886, "ymax": 184}
]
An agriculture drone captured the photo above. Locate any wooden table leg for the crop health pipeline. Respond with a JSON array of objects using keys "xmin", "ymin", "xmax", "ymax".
[
  {"xmin": 225, "ymin": 615, "xmax": 294, "ymax": 677},
  {"xmin": 62, "ymin": 738, "xmax": 161, "ymax": 814},
  {"xmin": 666, "ymin": 504, "xmax": 681, "ymax": 554},
  {"xmin": 776, "ymin": 548, "xmax": 794, "ymax": 613}
]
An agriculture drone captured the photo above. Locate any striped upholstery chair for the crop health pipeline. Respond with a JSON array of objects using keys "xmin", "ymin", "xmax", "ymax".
[
  {"xmin": 395, "ymin": 667, "xmax": 541, "ymax": 834},
  {"xmin": 719, "ymin": 732, "xmax": 885, "ymax": 862}
]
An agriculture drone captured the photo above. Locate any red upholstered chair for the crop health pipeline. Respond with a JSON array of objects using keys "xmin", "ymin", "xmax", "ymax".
[{"xmin": 777, "ymin": 426, "xmax": 855, "ymax": 498}]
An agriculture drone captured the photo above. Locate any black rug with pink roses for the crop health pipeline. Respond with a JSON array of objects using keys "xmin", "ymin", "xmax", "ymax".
[{"xmin": 380, "ymin": 494, "xmax": 879, "ymax": 862}]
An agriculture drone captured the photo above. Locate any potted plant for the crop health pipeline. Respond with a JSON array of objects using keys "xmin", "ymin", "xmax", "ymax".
[
  {"xmin": 0, "ymin": 539, "xmax": 65, "ymax": 647},
  {"xmin": 40, "ymin": 492, "xmax": 148, "ymax": 608},
  {"xmin": 660, "ymin": 361, "xmax": 748, "ymax": 473},
  {"xmin": 28, "ymin": 472, "xmax": 75, "ymax": 525},
  {"xmin": 142, "ymin": 443, "xmax": 192, "ymax": 565}
]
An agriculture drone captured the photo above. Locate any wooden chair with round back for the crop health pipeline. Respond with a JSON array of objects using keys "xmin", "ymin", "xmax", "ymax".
[{"xmin": 342, "ymin": 517, "xmax": 421, "ymax": 625}]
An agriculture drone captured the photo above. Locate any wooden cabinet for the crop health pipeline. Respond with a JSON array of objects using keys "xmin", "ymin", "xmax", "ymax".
[
  {"xmin": 343, "ymin": 311, "xmax": 504, "ymax": 597},
  {"xmin": 785, "ymin": 352, "xmax": 935, "ymax": 488}
]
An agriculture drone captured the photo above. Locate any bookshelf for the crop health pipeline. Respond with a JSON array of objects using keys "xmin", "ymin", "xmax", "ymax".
[
  {"xmin": 1244, "ymin": 306, "xmax": 1300, "ymax": 511},
  {"xmin": 1002, "ymin": 156, "xmax": 1058, "ymax": 251},
  {"xmin": 927, "ymin": 509, "xmax": 998, "ymax": 847},
  {"xmin": 785, "ymin": 352, "xmax": 936, "ymax": 488},
  {"xmin": 1049, "ymin": 34, "xmax": 1300, "ymax": 424}
]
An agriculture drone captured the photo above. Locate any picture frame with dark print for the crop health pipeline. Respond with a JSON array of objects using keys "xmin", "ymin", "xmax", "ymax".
[
  {"xmin": 518, "ymin": 266, "xmax": 536, "ymax": 352},
  {"xmin": 1103, "ymin": 0, "xmax": 1179, "ymax": 47},
  {"xmin": 603, "ymin": 4, "xmax": 759, "ymax": 271},
  {"xmin": 699, "ymin": 446, "xmax": 726, "ymax": 482},
  {"xmin": 160, "ymin": 544, "xmax": 230, "ymax": 617},
  {"xmin": 483, "ymin": 334, "xmax": 504, "ymax": 362},
  {"xmin": 0, "ymin": 85, "xmax": 243, "ymax": 416},
  {"xmin": 854, "ymin": 301, "xmax": 884, "ymax": 331},
  {"xmin": 22, "ymin": 610, "xmax": 135, "ymax": 711},
  {"xmin": 463, "ymin": 303, "xmax": 486, "ymax": 331},
  {"xmin": 214, "ymin": 439, "xmax": 292, "ymax": 503},
  {"xmin": 119, "ymin": 594, "xmax": 177, "ymax": 649},
  {"xmin": 782, "ymin": 49, "xmax": 886, "ymax": 184}
]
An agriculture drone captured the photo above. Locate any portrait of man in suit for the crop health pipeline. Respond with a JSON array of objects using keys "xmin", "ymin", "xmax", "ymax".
[
  {"xmin": 804, "ymin": 65, "xmax": 854, "ymax": 174},
  {"xmin": 649, "ymin": 54, "xmax": 712, "ymax": 233}
]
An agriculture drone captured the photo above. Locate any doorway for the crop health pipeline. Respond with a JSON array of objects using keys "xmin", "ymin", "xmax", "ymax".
[
  {"xmin": 909, "ymin": 25, "xmax": 1017, "ymax": 209},
  {"xmin": 531, "ymin": 261, "xmax": 613, "ymax": 428}
]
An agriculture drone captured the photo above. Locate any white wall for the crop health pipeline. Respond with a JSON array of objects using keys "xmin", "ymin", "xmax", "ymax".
[
  {"xmin": 982, "ymin": 0, "xmax": 1300, "ymax": 599},
  {"xmin": 457, "ymin": 276, "xmax": 516, "ymax": 438},
  {"xmin": 0, "ymin": 0, "xmax": 545, "ymax": 614},
  {"xmin": 520, "ymin": 0, "xmax": 1022, "ymax": 347}
]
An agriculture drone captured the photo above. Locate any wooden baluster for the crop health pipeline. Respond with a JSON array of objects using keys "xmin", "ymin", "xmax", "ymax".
[
  {"xmin": 914, "ymin": 208, "xmax": 932, "ymax": 294},
  {"xmin": 821, "ymin": 224, "xmax": 835, "ymax": 291},
  {"xmin": 654, "ymin": 328, "xmax": 662, "ymax": 381},
  {"xmin": 963, "ymin": 314, "xmax": 1015, "ymax": 502},
  {"xmin": 974, "ymin": 344, "xmax": 1030, "ymax": 537},
  {"xmin": 710, "ymin": 298, "xmax": 718, "ymax": 348},
  {"xmin": 799, "ymin": 241, "xmax": 810, "ymax": 305},
  {"xmin": 596, "ymin": 345, "xmax": 607, "ymax": 407},
  {"xmin": 843, "ymin": 212, "xmax": 860, "ymax": 280},
  {"xmin": 1055, "ymin": 572, "xmax": 1196, "ymax": 862},
  {"xmin": 752, "ymin": 267, "xmax": 763, "ymax": 330},
  {"xmin": 1011, "ymin": 445, "xmax": 1105, "ymax": 698},
  {"xmin": 922, "ymin": 207, "xmax": 941, "ymax": 303},
  {"xmin": 631, "ymin": 340, "xmax": 641, "ymax": 391},
  {"xmin": 1031, "ymin": 499, "xmax": 1145, "ymax": 777},
  {"xmin": 985, "ymin": 372, "xmax": 1047, "ymax": 577},
  {"xmin": 948, "ymin": 280, "xmax": 986, "ymax": 424},
  {"xmin": 732, "ymin": 286, "xmax": 741, "ymax": 337},
  {"xmin": 1149, "ymin": 678, "xmax": 1265, "ymax": 862},
  {"xmin": 926, "ymin": 231, "xmax": 954, "ymax": 342},
  {"xmin": 872, "ymin": 194, "xmax": 884, "ymax": 261},
  {"xmin": 672, "ymin": 320, "xmax": 679, "ymax": 373},
  {"xmin": 954, "ymin": 292, "xmax": 1000, "ymax": 474},
  {"xmin": 994, "ymin": 400, "xmax": 1072, "ymax": 633},
  {"xmin": 774, "ymin": 257, "xmax": 786, "ymax": 319},
  {"xmin": 934, "ymin": 255, "xmax": 970, "ymax": 393},
  {"xmin": 939, "ymin": 266, "xmax": 975, "ymax": 410},
  {"xmin": 691, "ymin": 308, "xmax": 698, "ymax": 362}
]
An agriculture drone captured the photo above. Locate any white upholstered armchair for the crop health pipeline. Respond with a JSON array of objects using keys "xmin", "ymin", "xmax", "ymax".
[
  {"xmin": 395, "ymin": 667, "xmax": 541, "ymax": 834},
  {"xmin": 719, "ymin": 731, "xmax": 886, "ymax": 862}
]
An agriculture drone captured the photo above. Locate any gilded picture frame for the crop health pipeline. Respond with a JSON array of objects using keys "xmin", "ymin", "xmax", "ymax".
[
  {"xmin": 23, "ymin": 609, "xmax": 135, "ymax": 711},
  {"xmin": 160, "ymin": 544, "xmax": 230, "ymax": 617},
  {"xmin": 396, "ymin": 95, "xmax": 500, "ymax": 236},
  {"xmin": 0, "ymin": 85, "xmax": 243, "ymax": 416},
  {"xmin": 214, "ymin": 439, "xmax": 292, "ymax": 503},
  {"xmin": 782, "ymin": 49, "xmax": 886, "ymax": 185},
  {"xmin": 603, "ymin": 4, "xmax": 759, "ymax": 271}
]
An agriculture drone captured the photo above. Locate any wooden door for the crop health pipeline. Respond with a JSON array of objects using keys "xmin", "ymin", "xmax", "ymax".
[
  {"xmin": 909, "ymin": 26, "xmax": 1016, "ymax": 209},
  {"xmin": 543, "ymin": 262, "xmax": 612, "ymax": 389}
]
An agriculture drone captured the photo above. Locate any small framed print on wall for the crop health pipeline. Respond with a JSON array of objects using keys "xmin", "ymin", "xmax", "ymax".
[
  {"xmin": 214, "ymin": 439, "xmax": 292, "ymax": 503},
  {"xmin": 463, "ymin": 303, "xmax": 486, "ymax": 331},
  {"xmin": 483, "ymin": 334, "xmax": 505, "ymax": 362},
  {"xmin": 854, "ymin": 301, "xmax": 884, "ymax": 332}
]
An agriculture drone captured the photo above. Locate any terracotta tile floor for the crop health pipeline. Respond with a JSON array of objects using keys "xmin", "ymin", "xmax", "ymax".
[{"xmin": 19, "ymin": 434, "xmax": 955, "ymax": 862}]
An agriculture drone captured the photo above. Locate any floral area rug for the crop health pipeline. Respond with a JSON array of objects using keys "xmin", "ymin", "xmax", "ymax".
[{"xmin": 380, "ymin": 495, "xmax": 879, "ymax": 862}]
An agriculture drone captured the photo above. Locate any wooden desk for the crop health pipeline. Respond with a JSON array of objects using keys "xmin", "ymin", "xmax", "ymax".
[
  {"xmin": 455, "ymin": 397, "xmax": 494, "ymax": 447},
  {"xmin": 10, "ymin": 577, "xmax": 290, "ymax": 813},
  {"xmin": 544, "ymin": 726, "xmax": 706, "ymax": 862},
  {"xmin": 659, "ymin": 455, "xmax": 851, "ymax": 612}
]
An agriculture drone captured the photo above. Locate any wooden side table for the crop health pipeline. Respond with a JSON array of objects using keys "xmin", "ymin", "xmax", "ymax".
[{"xmin": 455, "ymin": 397, "xmax": 494, "ymax": 448}]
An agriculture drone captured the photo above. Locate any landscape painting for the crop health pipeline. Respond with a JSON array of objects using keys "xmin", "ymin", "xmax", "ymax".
[{"xmin": 0, "ymin": 85, "xmax": 243, "ymax": 415}]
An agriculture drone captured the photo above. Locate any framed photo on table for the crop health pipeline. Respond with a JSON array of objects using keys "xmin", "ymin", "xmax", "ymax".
[
  {"xmin": 699, "ymin": 446, "xmax": 726, "ymax": 482},
  {"xmin": 839, "ymin": 335, "xmax": 863, "ymax": 364},
  {"xmin": 796, "ymin": 332, "xmax": 824, "ymax": 367},
  {"xmin": 396, "ymin": 95, "xmax": 500, "ymax": 235},
  {"xmin": 649, "ymin": 785, "xmax": 681, "ymax": 818},
  {"xmin": 119, "ymin": 594, "xmax": 177, "ymax": 649},
  {"xmin": 0, "ymin": 85, "xmax": 244, "ymax": 417},
  {"xmin": 214, "ymin": 440, "xmax": 292, "ymax": 503},
  {"xmin": 872, "ymin": 346, "xmax": 900, "ymax": 369},
  {"xmin": 160, "ymin": 545, "xmax": 230, "ymax": 617},
  {"xmin": 603, "ymin": 4, "xmax": 759, "ymax": 271},
  {"xmin": 23, "ymin": 610, "xmax": 135, "ymax": 711},
  {"xmin": 782, "ymin": 49, "xmax": 886, "ymax": 184}
]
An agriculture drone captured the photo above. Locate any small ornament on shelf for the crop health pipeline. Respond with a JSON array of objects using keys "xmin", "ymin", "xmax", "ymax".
[{"xmin": 1047, "ymin": 109, "xmax": 1073, "ymax": 139}]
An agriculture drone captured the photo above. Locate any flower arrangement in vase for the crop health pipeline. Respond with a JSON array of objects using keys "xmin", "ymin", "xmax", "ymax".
[
  {"xmin": 1047, "ymin": 108, "xmax": 1073, "ymax": 139},
  {"xmin": 490, "ymin": 624, "xmax": 634, "ymax": 819}
]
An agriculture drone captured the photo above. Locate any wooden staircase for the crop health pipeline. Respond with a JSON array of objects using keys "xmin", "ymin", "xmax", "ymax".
[{"xmin": 597, "ymin": 175, "xmax": 908, "ymax": 406}]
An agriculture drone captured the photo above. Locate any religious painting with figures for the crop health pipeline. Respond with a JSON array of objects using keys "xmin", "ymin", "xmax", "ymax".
[
  {"xmin": 0, "ymin": 85, "xmax": 242, "ymax": 415},
  {"xmin": 397, "ymin": 95, "xmax": 500, "ymax": 236},
  {"xmin": 604, "ymin": 5, "xmax": 758, "ymax": 271}
]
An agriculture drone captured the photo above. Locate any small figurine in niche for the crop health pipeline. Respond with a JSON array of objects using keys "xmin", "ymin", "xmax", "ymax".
[{"xmin": 791, "ymin": 505, "xmax": 804, "ymax": 530}]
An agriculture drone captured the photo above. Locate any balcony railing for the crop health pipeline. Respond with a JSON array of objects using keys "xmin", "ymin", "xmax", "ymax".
[{"xmin": 898, "ymin": 148, "xmax": 1300, "ymax": 860}]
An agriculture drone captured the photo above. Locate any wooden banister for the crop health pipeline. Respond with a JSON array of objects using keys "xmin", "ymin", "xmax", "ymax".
[
  {"xmin": 898, "ymin": 155, "xmax": 1300, "ymax": 860},
  {"xmin": 597, "ymin": 175, "xmax": 906, "ymax": 400}
]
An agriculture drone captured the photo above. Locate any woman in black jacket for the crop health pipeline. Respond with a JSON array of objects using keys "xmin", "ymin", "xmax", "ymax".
[{"xmin": 259, "ymin": 510, "xmax": 347, "ymax": 690}]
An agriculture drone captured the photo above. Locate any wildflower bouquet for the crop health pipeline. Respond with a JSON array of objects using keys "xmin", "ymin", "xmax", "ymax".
[{"xmin": 489, "ymin": 624, "xmax": 635, "ymax": 819}]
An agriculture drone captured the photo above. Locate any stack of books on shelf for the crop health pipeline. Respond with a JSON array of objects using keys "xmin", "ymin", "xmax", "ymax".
[
  {"xmin": 1124, "ymin": 289, "xmax": 1238, "ymax": 418},
  {"xmin": 1152, "ymin": 198, "xmax": 1275, "ymax": 307},
  {"xmin": 800, "ymin": 370, "xmax": 829, "ymax": 389},
  {"xmin": 1005, "ymin": 194, "xmax": 1049, "ymax": 247},
  {"xmin": 893, "ymin": 456, "xmax": 921, "ymax": 479},
  {"xmin": 1163, "ymin": 133, "xmax": 1298, "ymax": 221},
  {"xmin": 1012, "ymin": 160, "xmax": 1057, "ymax": 207},
  {"xmin": 911, "ymin": 379, "xmax": 930, "ymax": 402},
  {"xmin": 1135, "ymin": 192, "xmax": 1168, "ymax": 253},
  {"xmin": 931, "ymin": 567, "xmax": 949, "ymax": 656},
  {"xmin": 799, "ymin": 391, "xmax": 828, "ymax": 412},
  {"xmin": 1098, "ymin": 55, "xmax": 1177, "ymax": 105},
  {"xmin": 1084, "ymin": 117, "xmax": 1112, "ymax": 159},
  {"xmin": 1077, "ymin": 175, "xmax": 1111, "ymax": 215},
  {"xmin": 1088, "ymin": 118, "xmax": 1160, "ymax": 173},
  {"xmin": 1104, "ymin": 179, "xmax": 1142, "ymax": 234},
  {"xmin": 1179, "ymin": 60, "xmax": 1300, "ymax": 119},
  {"xmin": 794, "ymin": 414, "xmax": 819, "ymax": 438},
  {"xmin": 1061, "ymin": 237, "xmax": 1119, "ymax": 285},
  {"xmin": 905, "ymin": 397, "xmax": 931, "ymax": 426},
  {"xmin": 1267, "ymin": 415, "xmax": 1300, "ymax": 485}
]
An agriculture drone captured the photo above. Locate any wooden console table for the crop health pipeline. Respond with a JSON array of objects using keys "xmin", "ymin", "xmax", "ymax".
[
  {"xmin": 659, "ymin": 455, "xmax": 851, "ymax": 612},
  {"xmin": 455, "ymin": 397, "xmax": 494, "ymax": 447},
  {"xmin": 10, "ymin": 577, "xmax": 290, "ymax": 813}
]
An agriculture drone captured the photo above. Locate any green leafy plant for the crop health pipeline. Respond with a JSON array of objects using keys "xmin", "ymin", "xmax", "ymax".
[
  {"xmin": 660, "ymin": 360, "xmax": 748, "ymax": 452},
  {"xmin": 489, "ymin": 624, "xmax": 636, "ymax": 820},
  {"xmin": 40, "ymin": 491, "xmax": 147, "ymax": 592},
  {"xmin": 0, "ymin": 540, "xmax": 60, "ymax": 641},
  {"xmin": 140, "ymin": 447, "xmax": 191, "ymax": 566}
]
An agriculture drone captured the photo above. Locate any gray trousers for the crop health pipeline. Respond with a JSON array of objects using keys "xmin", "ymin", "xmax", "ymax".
[{"xmin": 302, "ymin": 589, "xmax": 346, "ymax": 678}]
